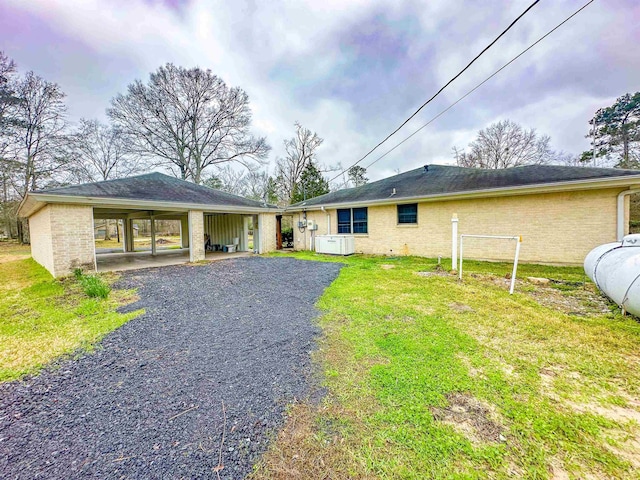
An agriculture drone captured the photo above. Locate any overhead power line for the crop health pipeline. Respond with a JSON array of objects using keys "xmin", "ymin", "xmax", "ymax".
[
  {"xmin": 361, "ymin": 0, "xmax": 595, "ymax": 171},
  {"xmin": 329, "ymin": 0, "xmax": 542, "ymax": 183}
]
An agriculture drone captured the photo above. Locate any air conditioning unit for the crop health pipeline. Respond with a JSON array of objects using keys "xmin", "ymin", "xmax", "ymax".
[{"xmin": 315, "ymin": 235, "xmax": 355, "ymax": 255}]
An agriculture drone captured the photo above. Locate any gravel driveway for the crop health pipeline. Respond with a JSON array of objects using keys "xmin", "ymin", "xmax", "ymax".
[{"xmin": 0, "ymin": 256, "xmax": 342, "ymax": 479}]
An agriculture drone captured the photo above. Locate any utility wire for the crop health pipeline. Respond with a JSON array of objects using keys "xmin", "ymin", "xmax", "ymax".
[
  {"xmin": 329, "ymin": 0, "xmax": 542, "ymax": 183},
  {"xmin": 361, "ymin": 0, "xmax": 595, "ymax": 171}
]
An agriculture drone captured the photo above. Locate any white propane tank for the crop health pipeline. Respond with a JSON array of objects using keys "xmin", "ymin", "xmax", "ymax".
[{"xmin": 584, "ymin": 234, "xmax": 640, "ymax": 316}]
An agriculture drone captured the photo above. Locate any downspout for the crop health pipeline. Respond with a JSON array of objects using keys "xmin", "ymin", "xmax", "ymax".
[
  {"xmin": 321, "ymin": 206, "xmax": 330, "ymax": 234},
  {"xmin": 617, "ymin": 188, "xmax": 640, "ymax": 241}
]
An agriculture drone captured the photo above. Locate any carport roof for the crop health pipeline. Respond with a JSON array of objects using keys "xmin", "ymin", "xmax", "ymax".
[
  {"xmin": 19, "ymin": 172, "xmax": 278, "ymax": 217},
  {"xmin": 289, "ymin": 164, "xmax": 640, "ymax": 209}
]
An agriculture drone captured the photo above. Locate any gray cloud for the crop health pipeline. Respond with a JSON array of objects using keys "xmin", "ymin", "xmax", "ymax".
[{"xmin": 1, "ymin": 0, "xmax": 637, "ymax": 182}]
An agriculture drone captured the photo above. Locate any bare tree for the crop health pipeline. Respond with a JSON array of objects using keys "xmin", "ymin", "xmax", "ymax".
[
  {"xmin": 108, "ymin": 63, "xmax": 270, "ymax": 184},
  {"xmin": 9, "ymin": 71, "xmax": 68, "ymax": 197},
  {"xmin": 453, "ymin": 120, "xmax": 554, "ymax": 169},
  {"xmin": 204, "ymin": 164, "xmax": 248, "ymax": 196},
  {"xmin": 275, "ymin": 122, "xmax": 323, "ymax": 203},
  {"xmin": 0, "ymin": 51, "xmax": 17, "ymax": 127},
  {"xmin": 69, "ymin": 119, "xmax": 142, "ymax": 182},
  {"xmin": 0, "ymin": 52, "xmax": 18, "ymax": 201}
]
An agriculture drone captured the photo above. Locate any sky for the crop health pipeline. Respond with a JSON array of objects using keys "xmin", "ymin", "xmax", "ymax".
[{"xmin": 1, "ymin": 0, "xmax": 639, "ymax": 182}]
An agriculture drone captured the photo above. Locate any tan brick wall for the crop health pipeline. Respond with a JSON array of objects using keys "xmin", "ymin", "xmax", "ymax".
[
  {"xmin": 28, "ymin": 204, "xmax": 97, "ymax": 277},
  {"xmin": 189, "ymin": 210, "xmax": 205, "ymax": 262},
  {"xmin": 293, "ymin": 188, "xmax": 624, "ymax": 265},
  {"xmin": 258, "ymin": 213, "xmax": 277, "ymax": 253},
  {"xmin": 29, "ymin": 205, "xmax": 55, "ymax": 276},
  {"xmin": 50, "ymin": 204, "xmax": 96, "ymax": 276}
]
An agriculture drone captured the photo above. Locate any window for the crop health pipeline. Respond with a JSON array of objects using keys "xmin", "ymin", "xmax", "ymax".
[
  {"xmin": 337, "ymin": 207, "xmax": 368, "ymax": 234},
  {"xmin": 352, "ymin": 208, "xmax": 368, "ymax": 233},
  {"xmin": 397, "ymin": 203, "xmax": 418, "ymax": 224},
  {"xmin": 337, "ymin": 209, "xmax": 351, "ymax": 233}
]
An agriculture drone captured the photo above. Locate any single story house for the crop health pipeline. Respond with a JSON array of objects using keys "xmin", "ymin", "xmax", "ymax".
[
  {"xmin": 18, "ymin": 173, "xmax": 280, "ymax": 277},
  {"xmin": 17, "ymin": 164, "xmax": 640, "ymax": 277},
  {"xmin": 287, "ymin": 164, "xmax": 640, "ymax": 265}
]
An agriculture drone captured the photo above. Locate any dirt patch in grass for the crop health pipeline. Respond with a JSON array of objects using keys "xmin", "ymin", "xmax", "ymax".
[
  {"xmin": 416, "ymin": 269, "xmax": 453, "ymax": 278},
  {"xmin": 249, "ymin": 401, "xmax": 363, "ymax": 480},
  {"xmin": 450, "ymin": 302, "xmax": 474, "ymax": 313},
  {"xmin": 469, "ymin": 273, "xmax": 612, "ymax": 316},
  {"xmin": 525, "ymin": 281, "xmax": 612, "ymax": 316},
  {"xmin": 432, "ymin": 393, "xmax": 505, "ymax": 445},
  {"xmin": 568, "ymin": 400, "xmax": 640, "ymax": 424}
]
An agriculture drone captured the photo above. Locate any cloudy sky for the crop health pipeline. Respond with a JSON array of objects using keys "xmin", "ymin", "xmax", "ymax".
[{"xmin": 1, "ymin": 0, "xmax": 638, "ymax": 181}]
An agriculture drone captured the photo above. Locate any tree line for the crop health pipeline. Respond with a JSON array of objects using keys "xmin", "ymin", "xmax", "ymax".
[
  {"xmin": 0, "ymin": 53, "xmax": 365, "ymax": 239},
  {"xmin": 453, "ymin": 93, "xmax": 640, "ymax": 170},
  {"xmin": 1, "ymin": 46, "xmax": 637, "ymax": 239}
]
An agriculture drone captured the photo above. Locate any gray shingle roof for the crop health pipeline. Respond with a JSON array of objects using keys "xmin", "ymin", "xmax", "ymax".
[
  {"xmin": 292, "ymin": 164, "xmax": 640, "ymax": 208},
  {"xmin": 36, "ymin": 172, "xmax": 273, "ymax": 209}
]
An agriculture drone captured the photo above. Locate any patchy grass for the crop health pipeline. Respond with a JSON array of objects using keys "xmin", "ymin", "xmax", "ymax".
[
  {"xmin": 94, "ymin": 238, "xmax": 123, "ymax": 249},
  {"xmin": 94, "ymin": 235, "xmax": 182, "ymax": 250},
  {"xmin": 0, "ymin": 241, "xmax": 142, "ymax": 382},
  {"xmin": 254, "ymin": 252, "xmax": 640, "ymax": 480}
]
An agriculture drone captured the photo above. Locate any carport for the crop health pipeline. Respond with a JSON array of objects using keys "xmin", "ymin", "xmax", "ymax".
[{"xmin": 18, "ymin": 173, "xmax": 280, "ymax": 277}]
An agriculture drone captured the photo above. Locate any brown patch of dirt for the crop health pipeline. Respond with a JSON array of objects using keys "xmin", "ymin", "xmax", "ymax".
[
  {"xmin": 567, "ymin": 400, "xmax": 640, "ymax": 424},
  {"xmin": 472, "ymin": 273, "xmax": 612, "ymax": 316},
  {"xmin": 0, "ymin": 253, "xmax": 29, "ymax": 265},
  {"xmin": 525, "ymin": 282, "xmax": 611, "ymax": 316},
  {"xmin": 249, "ymin": 401, "xmax": 371, "ymax": 480},
  {"xmin": 450, "ymin": 302, "xmax": 474, "ymax": 313},
  {"xmin": 549, "ymin": 460, "xmax": 571, "ymax": 480},
  {"xmin": 415, "ymin": 270, "xmax": 452, "ymax": 278},
  {"xmin": 432, "ymin": 393, "xmax": 505, "ymax": 444},
  {"xmin": 380, "ymin": 264, "xmax": 395, "ymax": 270},
  {"xmin": 604, "ymin": 433, "xmax": 640, "ymax": 469}
]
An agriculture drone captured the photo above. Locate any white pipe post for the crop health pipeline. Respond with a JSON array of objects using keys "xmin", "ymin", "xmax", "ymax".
[
  {"xmin": 451, "ymin": 214, "xmax": 458, "ymax": 271},
  {"xmin": 510, "ymin": 237, "xmax": 522, "ymax": 294},
  {"xmin": 458, "ymin": 235, "xmax": 464, "ymax": 280}
]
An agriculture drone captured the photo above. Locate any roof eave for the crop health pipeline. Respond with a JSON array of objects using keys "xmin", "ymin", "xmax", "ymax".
[
  {"xmin": 285, "ymin": 175, "xmax": 640, "ymax": 211},
  {"xmin": 19, "ymin": 193, "xmax": 283, "ymax": 216}
]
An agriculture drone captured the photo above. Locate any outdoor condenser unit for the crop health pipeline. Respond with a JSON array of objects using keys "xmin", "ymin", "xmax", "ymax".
[{"xmin": 315, "ymin": 235, "xmax": 355, "ymax": 255}]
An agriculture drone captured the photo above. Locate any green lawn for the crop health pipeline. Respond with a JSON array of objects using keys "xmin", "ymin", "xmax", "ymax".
[
  {"xmin": 0, "ymin": 242, "xmax": 142, "ymax": 382},
  {"xmin": 254, "ymin": 252, "xmax": 640, "ymax": 480}
]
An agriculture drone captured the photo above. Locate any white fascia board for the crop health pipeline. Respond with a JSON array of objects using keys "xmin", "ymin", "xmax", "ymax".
[
  {"xmin": 24, "ymin": 193, "xmax": 283, "ymax": 216},
  {"xmin": 286, "ymin": 175, "xmax": 640, "ymax": 212}
]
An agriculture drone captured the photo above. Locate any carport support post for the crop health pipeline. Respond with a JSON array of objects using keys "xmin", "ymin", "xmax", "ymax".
[
  {"xmin": 252, "ymin": 214, "xmax": 259, "ymax": 254},
  {"xmin": 180, "ymin": 216, "xmax": 189, "ymax": 249},
  {"xmin": 188, "ymin": 210, "xmax": 205, "ymax": 262},
  {"xmin": 150, "ymin": 215, "xmax": 157, "ymax": 256},
  {"xmin": 124, "ymin": 218, "xmax": 135, "ymax": 252}
]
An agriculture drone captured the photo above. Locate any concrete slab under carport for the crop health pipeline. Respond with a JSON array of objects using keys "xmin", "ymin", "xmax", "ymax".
[{"xmin": 96, "ymin": 249, "xmax": 252, "ymax": 272}]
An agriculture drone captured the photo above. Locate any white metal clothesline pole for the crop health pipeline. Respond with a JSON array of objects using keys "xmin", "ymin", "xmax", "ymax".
[{"xmin": 459, "ymin": 234, "xmax": 523, "ymax": 294}]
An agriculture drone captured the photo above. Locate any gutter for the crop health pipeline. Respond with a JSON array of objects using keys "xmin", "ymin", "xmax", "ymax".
[
  {"xmin": 19, "ymin": 193, "xmax": 284, "ymax": 218},
  {"xmin": 286, "ymin": 175, "xmax": 640, "ymax": 212}
]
